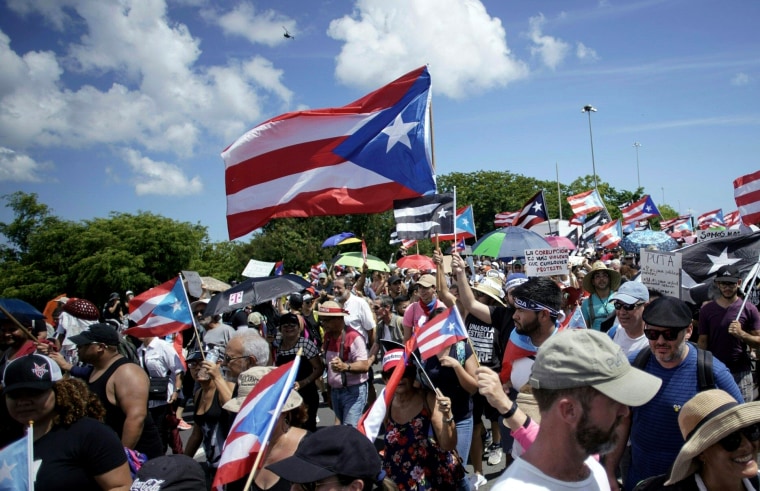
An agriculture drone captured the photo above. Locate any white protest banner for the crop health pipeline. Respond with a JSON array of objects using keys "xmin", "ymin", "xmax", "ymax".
[
  {"xmin": 697, "ymin": 229, "xmax": 743, "ymax": 242},
  {"xmin": 641, "ymin": 249, "xmax": 681, "ymax": 297},
  {"xmin": 524, "ymin": 248, "xmax": 570, "ymax": 277},
  {"xmin": 241, "ymin": 259, "xmax": 276, "ymax": 278}
]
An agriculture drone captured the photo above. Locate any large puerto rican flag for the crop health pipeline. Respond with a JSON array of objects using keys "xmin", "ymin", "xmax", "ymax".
[{"xmin": 223, "ymin": 66, "xmax": 436, "ymax": 240}]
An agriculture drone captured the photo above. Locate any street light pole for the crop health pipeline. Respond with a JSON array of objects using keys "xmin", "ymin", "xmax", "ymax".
[
  {"xmin": 582, "ymin": 105, "xmax": 599, "ymax": 190},
  {"xmin": 633, "ymin": 142, "xmax": 642, "ymax": 189}
]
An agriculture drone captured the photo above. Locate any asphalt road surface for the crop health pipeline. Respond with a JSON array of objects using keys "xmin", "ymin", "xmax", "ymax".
[{"xmin": 179, "ymin": 374, "xmax": 507, "ymax": 490}]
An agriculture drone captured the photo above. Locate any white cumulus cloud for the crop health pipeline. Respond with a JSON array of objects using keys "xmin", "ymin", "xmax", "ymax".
[
  {"xmin": 206, "ymin": 2, "xmax": 297, "ymax": 47},
  {"xmin": 576, "ymin": 42, "xmax": 599, "ymax": 62},
  {"xmin": 122, "ymin": 148, "xmax": 202, "ymax": 196},
  {"xmin": 731, "ymin": 72, "xmax": 750, "ymax": 86},
  {"xmin": 527, "ymin": 13, "xmax": 570, "ymax": 70},
  {"xmin": 0, "ymin": 147, "xmax": 45, "ymax": 182},
  {"xmin": 0, "ymin": 0, "xmax": 293, "ymax": 196},
  {"xmin": 327, "ymin": 0, "xmax": 528, "ymax": 99}
]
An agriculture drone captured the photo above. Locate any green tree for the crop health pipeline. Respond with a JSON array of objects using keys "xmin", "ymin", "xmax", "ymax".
[{"xmin": 0, "ymin": 192, "xmax": 53, "ymax": 261}]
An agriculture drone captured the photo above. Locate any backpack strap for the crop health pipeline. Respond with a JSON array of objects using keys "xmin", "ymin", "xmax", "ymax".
[
  {"xmin": 632, "ymin": 346, "xmax": 651, "ymax": 370},
  {"xmin": 695, "ymin": 344, "xmax": 715, "ymax": 391},
  {"xmin": 633, "ymin": 344, "xmax": 715, "ymax": 392}
]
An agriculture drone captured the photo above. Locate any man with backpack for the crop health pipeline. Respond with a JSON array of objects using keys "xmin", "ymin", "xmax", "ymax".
[{"xmin": 603, "ymin": 296, "xmax": 743, "ymax": 490}]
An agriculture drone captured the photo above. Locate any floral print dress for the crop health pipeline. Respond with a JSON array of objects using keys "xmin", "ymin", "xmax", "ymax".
[{"xmin": 382, "ymin": 406, "xmax": 464, "ymax": 490}]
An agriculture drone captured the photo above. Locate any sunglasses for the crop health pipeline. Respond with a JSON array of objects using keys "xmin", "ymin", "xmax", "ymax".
[
  {"xmin": 715, "ymin": 281, "xmax": 737, "ymax": 287},
  {"xmin": 719, "ymin": 424, "xmax": 760, "ymax": 452},
  {"xmin": 613, "ymin": 302, "xmax": 644, "ymax": 311},
  {"xmin": 643, "ymin": 328, "xmax": 681, "ymax": 341}
]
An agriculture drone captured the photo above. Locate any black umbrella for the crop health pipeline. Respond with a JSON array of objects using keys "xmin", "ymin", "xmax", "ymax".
[{"xmin": 203, "ymin": 274, "xmax": 311, "ymax": 316}]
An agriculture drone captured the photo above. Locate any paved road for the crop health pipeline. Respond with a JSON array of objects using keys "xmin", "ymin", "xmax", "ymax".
[{"xmin": 179, "ymin": 376, "xmax": 508, "ymax": 490}]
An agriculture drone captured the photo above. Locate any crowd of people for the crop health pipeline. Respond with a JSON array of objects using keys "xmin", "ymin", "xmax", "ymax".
[{"xmin": 2, "ymin": 243, "xmax": 760, "ymax": 491}]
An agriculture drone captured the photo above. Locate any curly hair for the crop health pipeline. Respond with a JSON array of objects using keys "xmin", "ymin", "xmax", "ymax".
[{"xmin": 52, "ymin": 378, "xmax": 106, "ymax": 426}]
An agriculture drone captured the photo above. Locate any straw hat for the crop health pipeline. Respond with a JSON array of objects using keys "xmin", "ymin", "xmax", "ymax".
[
  {"xmin": 665, "ymin": 389, "xmax": 760, "ymax": 484},
  {"xmin": 223, "ymin": 367, "xmax": 303, "ymax": 413},
  {"xmin": 473, "ymin": 277, "xmax": 505, "ymax": 306},
  {"xmin": 317, "ymin": 300, "xmax": 348, "ymax": 317},
  {"xmin": 582, "ymin": 261, "xmax": 621, "ymax": 294}
]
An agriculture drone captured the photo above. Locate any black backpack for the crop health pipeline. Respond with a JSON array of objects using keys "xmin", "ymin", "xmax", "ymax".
[{"xmin": 632, "ymin": 342, "xmax": 715, "ymax": 392}]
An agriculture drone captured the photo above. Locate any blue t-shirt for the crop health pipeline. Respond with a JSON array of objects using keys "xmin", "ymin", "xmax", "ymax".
[{"xmin": 626, "ymin": 345, "xmax": 742, "ymax": 488}]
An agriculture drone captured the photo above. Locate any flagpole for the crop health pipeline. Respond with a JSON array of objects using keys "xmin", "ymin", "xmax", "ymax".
[
  {"xmin": 543, "ymin": 190, "xmax": 554, "ymax": 236},
  {"xmin": 736, "ymin": 253, "xmax": 760, "ymax": 322},
  {"xmin": 27, "ymin": 421, "xmax": 33, "ymax": 491},
  {"xmin": 179, "ymin": 273, "xmax": 207, "ymax": 359},
  {"xmin": 453, "ymin": 186, "xmax": 458, "ymax": 248},
  {"xmin": 556, "ymin": 163, "xmax": 563, "ymax": 221},
  {"xmin": 428, "ymin": 83, "xmax": 436, "ymax": 175},
  {"xmin": 242, "ymin": 351, "xmax": 303, "ymax": 491},
  {"xmin": 0, "ymin": 305, "xmax": 38, "ymax": 342}
]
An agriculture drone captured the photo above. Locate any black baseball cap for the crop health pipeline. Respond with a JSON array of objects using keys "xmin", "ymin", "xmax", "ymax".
[
  {"xmin": 131, "ymin": 454, "xmax": 206, "ymax": 490},
  {"xmin": 642, "ymin": 296, "xmax": 693, "ymax": 330},
  {"xmin": 68, "ymin": 323, "xmax": 120, "ymax": 346},
  {"xmin": 3, "ymin": 353, "xmax": 63, "ymax": 394},
  {"xmin": 267, "ymin": 426, "xmax": 381, "ymax": 483}
]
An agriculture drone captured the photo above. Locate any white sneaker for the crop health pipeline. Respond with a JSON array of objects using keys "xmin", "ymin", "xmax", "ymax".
[
  {"xmin": 487, "ymin": 444, "xmax": 503, "ymax": 465},
  {"xmin": 470, "ymin": 473, "xmax": 487, "ymax": 489}
]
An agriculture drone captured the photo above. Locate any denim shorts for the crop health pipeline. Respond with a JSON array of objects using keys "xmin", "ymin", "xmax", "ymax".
[{"xmin": 331, "ymin": 382, "xmax": 368, "ymax": 427}]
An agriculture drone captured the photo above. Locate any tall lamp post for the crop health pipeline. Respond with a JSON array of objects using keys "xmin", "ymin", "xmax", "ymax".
[
  {"xmin": 582, "ymin": 105, "xmax": 599, "ymax": 190},
  {"xmin": 633, "ymin": 141, "xmax": 642, "ymax": 189}
]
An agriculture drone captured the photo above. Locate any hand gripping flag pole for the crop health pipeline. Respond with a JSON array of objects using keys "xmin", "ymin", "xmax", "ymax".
[{"xmin": 736, "ymin": 253, "xmax": 760, "ymax": 322}]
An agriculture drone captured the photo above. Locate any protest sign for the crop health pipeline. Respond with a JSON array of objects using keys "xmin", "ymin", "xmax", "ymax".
[
  {"xmin": 241, "ymin": 259, "xmax": 276, "ymax": 278},
  {"xmin": 524, "ymin": 248, "xmax": 569, "ymax": 277},
  {"xmin": 641, "ymin": 249, "xmax": 681, "ymax": 297}
]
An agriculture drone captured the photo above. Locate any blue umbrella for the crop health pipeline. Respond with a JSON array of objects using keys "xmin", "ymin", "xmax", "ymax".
[
  {"xmin": 620, "ymin": 230, "xmax": 679, "ymax": 253},
  {"xmin": 321, "ymin": 232, "xmax": 362, "ymax": 248},
  {"xmin": 0, "ymin": 298, "xmax": 45, "ymax": 321},
  {"xmin": 471, "ymin": 227, "xmax": 552, "ymax": 259}
]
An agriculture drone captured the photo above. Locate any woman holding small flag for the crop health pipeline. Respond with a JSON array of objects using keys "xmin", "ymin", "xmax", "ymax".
[
  {"xmin": 418, "ymin": 306, "xmax": 478, "ymax": 490},
  {"xmin": 380, "ymin": 349, "xmax": 464, "ymax": 490}
]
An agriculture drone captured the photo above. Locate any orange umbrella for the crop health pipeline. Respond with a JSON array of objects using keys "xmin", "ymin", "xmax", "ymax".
[{"xmin": 43, "ymin": 294, "xmax": 68, "ymax": 326}]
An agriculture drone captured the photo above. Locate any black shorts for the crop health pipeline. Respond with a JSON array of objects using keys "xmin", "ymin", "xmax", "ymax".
[{"xmin": 472, "ymin": 392, "xmax": 499, "ymax": 423}]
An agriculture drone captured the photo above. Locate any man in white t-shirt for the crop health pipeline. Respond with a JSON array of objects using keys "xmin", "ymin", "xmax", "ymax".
[
  {"xmin": 608, "ymin": 282, "xmax": 650, "ymax": 356},
  {"xmin": 333, "ymin": 276, "xmax": 376, "ymax": 348},
  {"xmin": 492, "ymin": 329, "xmax": 661, "ymax": 491}
]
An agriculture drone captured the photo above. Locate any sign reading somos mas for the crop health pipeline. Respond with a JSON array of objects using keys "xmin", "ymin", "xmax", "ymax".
[{"xmin": 524, "ymin": 248, "xmax": 570, "ymax": 277}]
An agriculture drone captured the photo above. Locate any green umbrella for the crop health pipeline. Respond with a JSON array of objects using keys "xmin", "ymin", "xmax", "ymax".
[
  {"xmin": 471, "ymin": 226, "xmax": 551, "ymax": 259},
  {"xmin": 333, "ymin": 251, "xmax": 390, "ymax": 272}
]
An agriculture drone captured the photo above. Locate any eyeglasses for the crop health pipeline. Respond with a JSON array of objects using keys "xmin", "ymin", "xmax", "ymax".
[
  {"xmin": 718, "ymin": 424, "xmax": 760, "ymax": 452},
  {"xmin": 372, "ymin": 305, "xmax": 383, "ymax": 311},
  {"xmin": 643, "ymin": 328, "xmax": 681, "ymax": 341},
  {"xmin": 223, "ymin": 354, "xmax": 248, "ymax": 363},
  {"xmin": 298, "ymin": 479, "xmax": 342, "ymax": 491},
  {"xmin": 613, "ymin": 302, "xmax": 644, "ymax": 311}
]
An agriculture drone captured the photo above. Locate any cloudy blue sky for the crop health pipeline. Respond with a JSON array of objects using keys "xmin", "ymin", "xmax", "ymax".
[{"xmin": 0, "ymin": 0, "xmax": 758, "ymax": 242}]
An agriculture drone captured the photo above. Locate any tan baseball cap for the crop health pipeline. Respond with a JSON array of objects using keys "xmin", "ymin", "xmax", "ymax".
[{"xmin": 529, "ymin": 329, "xmax": 661, "ymax": 407}]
